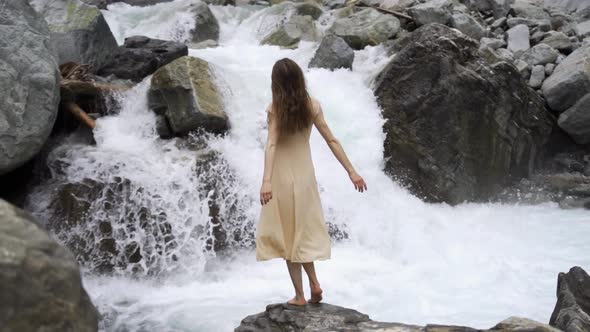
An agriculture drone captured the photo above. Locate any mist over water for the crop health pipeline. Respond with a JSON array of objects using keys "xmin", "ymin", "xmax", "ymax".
[{"xmin": 33, "ymin": 1, "xmax": 590, "ymax": 331}]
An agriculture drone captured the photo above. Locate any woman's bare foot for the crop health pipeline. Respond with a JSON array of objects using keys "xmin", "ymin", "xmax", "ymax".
[
  {"xmin": 287, "ymin": 296, "xmax": 306, "ymax": 306},
  {"xmin": 308, "ymin": 284, "xmax": 323, "ymax": 304}
]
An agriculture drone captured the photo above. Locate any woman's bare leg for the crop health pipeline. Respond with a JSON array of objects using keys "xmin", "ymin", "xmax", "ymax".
[
  {"xmin": 303, "ymin": 262, "xmax": 323, "ymax": 303},
  {"xmin": 286, "ymin": 260, "xmax": 306, "ymax": 305}
]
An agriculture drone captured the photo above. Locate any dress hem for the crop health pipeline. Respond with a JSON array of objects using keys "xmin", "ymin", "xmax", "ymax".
[{"xmin": 256, "ymin": 254, "xmax": 331, "ymax": 263}]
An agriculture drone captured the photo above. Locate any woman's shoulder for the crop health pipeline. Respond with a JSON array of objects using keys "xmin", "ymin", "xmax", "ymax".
[
  {"xmin": 309, "ymin": 97, "xmax": 322, "ymax": 118},
  {"xmin": 309, "ymin": 97, "xmax": 320, "ymax": 108},
  {"xmin": 266, "ymin": 103, "xmax": 274, "ymax": 115}
]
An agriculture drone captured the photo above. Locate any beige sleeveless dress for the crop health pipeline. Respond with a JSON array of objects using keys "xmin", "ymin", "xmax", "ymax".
[{"xmin": 255, "ymin": 106, "xmax": 331, "ymax": 263}]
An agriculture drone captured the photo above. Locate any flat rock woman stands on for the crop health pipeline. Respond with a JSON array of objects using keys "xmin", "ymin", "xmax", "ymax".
[{"xmin": 256, "ymin": 58, "xmax": 367, "ymax": 306}]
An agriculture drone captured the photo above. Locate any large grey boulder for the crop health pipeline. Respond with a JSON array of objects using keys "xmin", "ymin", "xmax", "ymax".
[
  {"xmin": 451, "ymin": 13, "xmax": 487, "ymax": 40},
  {"xmin": 374, "ymin": 24, "xmax": 553, "ymax": 204},
  {"xmin": 558, "ymin": 93, "xmax": 590, "ymax": 144},
  {"xmin": 542, "ymin": 45, "xmax": 590, "ymax": 112},
  {"xmin": 506, "ymin": 24, "xmax": 531, "ymax": 55},
  {"xmin": 0, "ymin": 0, "xmax": 60, "ymax": 175},
  {"xmin": 189, "ymin": 1, "xmax": 220, "ymax": 46},
  {"xmin": 550, "ymin": 266, "xmax": 590, "ymax": 332},
  {"xmin": 97, "ymin": 36, "xmax": 188, "ymax": 82},
  {"xmin": 408, "ymin": 0, "xmax": 453, "ymax": 26},
  {"xmin": 0, "ymin": 199, "xmax": 99, "ymax": 332},
  {"xmin": 149, "ymin": 56, "xmax": 229, "ymax": 136},
  {"xmin": 309, "ymin": 35, "xmax": 354, "ymax": 70},
  {"xmin": 30, "ymin": 0, "xmax": 118, "ymax": 71},
  {"xmin": 262, "ymin": 15, "xmax": 319, "ymax": 48},
  {"xmin": 235, "ymin": 303, "xmax": 561, "ymax": 332},
  {"xmin": 327, "ymin": 7, "xmax": 400, "ymax": 50},
  {"xmin": 520, "ymin": 43, "xmax": 559, "ymax": 66}
]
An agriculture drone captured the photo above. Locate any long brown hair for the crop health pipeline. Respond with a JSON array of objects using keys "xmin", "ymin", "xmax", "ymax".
[{"xmin": 271, "ymin": 58, "xmax": 313, "ymax": 138}]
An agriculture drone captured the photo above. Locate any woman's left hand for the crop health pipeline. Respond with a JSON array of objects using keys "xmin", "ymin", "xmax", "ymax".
[{"xmin": 260, "ymin": 181, "xmax": 273, "ymax": 205}]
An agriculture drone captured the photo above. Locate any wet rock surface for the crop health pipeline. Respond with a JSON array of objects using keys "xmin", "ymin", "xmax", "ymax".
[
  {"xmin": 0, "ymin": 199, "xmax": 99, "ymax": 332},
  {"xmin": 189, "ymin": 1, "xmax": 220, "ymax": 46},
  {"xmin": 97, "ymin": 36, "xmax": 188, "ymax": 82},
  {"xmin": 550, "ymin": 266, "xmax": 590, "ymax": 332},
  {"xmin": 309, "ymin": 35, "xmax": 354, "ymax": 70},
  {"xmin": 0, "ymin": 0, "xmax": 61, "ymax": 175},
  {"xmin": 375, "ymin": 23, "xmax": 553, "ymax": 204},
  {"xmin": 235, "ymin": 303, "xmax": 562, "ymax": 332},
  {"xmin": 149, "ymin": 56, "xmax": 229, "ymax": 137}
]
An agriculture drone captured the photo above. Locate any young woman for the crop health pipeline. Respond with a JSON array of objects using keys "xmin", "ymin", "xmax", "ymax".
[{"xmin": 255, "ymin": 58, "xmax": 367, "ymax": 306}]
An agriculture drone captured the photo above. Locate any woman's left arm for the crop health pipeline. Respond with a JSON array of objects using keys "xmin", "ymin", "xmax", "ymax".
[{"xmin": 260, "ymin": 107, "xmax": 279, "ymax": 205}]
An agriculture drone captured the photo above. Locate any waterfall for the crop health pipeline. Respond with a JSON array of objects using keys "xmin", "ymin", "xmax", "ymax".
[{"xmin": 26, "ymin": 1, "xmax": 590, "ymax": 331}]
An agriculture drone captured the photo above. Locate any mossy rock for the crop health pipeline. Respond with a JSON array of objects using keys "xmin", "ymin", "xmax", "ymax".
[
  {"xmin": 30, "ymin": 0, "xmax": 118, "ymax": 70},
  {"xmin": 149, "ymin": 56, "xmax": 229, "ymax": 136}
]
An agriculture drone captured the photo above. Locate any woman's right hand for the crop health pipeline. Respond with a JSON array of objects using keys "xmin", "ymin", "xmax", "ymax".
[
  {"xmin": 260, "ymin": 181, "xmax": 273, "ymax": 205},
  {"xmin": 349, "ymin": 172, "xmax": 367, "ymax": 192}
]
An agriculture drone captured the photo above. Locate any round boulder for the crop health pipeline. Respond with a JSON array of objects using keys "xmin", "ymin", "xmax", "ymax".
[
  {"xmin": 542, "ymin": 45, "xmax": 590, "ymax": 113},
  {"xmin": 149, "ymin": 56, "xmax": 229, "ymax": 136},
  {"xmin": 0, "ymin": 199, "xmax": 98, "ymax": 332},
  {"xmin": 0, "ymin": 0, "xmax": 60, "ymax": 175}
]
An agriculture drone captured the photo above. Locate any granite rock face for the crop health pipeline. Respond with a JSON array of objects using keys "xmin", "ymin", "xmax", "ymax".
[
  {"xmin": 374, "ymin": 23, "xmax": 553, "ymax": 204},
  {"xmin": 550, "ymin": 266, "xmax": 590, "ymax": 332},
  {"xmin": 0, "ymin": 0, "xmax": 61, "ymax": 175},
  {"xmin": 30, "ymin": 0, "xmax": 118, "ymax": 70},
  {"xmin": 0, "ymin": 199, "xmax": 99, "ymax": 332}
]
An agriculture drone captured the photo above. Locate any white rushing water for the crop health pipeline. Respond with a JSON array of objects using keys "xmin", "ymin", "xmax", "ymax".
[{"xmin": 47, "ymin": 1, "xmax": 590, "ymax": 331}]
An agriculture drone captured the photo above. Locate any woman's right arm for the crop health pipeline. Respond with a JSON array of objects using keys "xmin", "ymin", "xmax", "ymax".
[{"xmin": 312, "ymin": 101, "xmax": 367, "ymax": 192}]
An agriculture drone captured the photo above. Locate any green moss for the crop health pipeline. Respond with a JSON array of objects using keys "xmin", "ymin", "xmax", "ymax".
[
  {"xmin": 66, "ymin": 1, "xmax": 76, "ymax": 17},
  {"xmin": 50, "ymin": 1, "xmax": 100, "ymax": 32}
]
